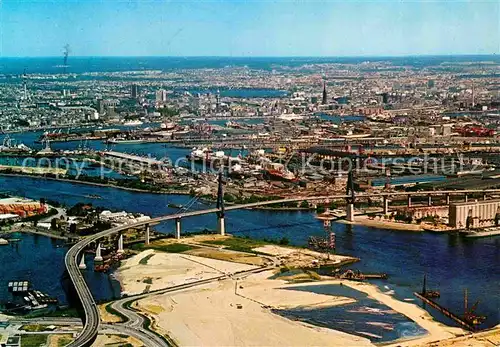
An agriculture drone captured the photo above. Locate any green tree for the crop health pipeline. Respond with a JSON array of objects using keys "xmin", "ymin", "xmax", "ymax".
[
  {"xmin": 300, "ymin": 200, "xmax": 310, "ymax": 209},
  {"xmin": 159, "ymin": 107, "xmax": 179, "ymax": 118},
  {"xmin": 279, "ymin": 237, "xmax": 290, "ymax": 245},
  {"xmin": 50, "ymin": 218, "xmax": 58, "ymax": 230},
  {"xmin": 316, "ymin": 205, "xmax": 326, "ymax": 214}
]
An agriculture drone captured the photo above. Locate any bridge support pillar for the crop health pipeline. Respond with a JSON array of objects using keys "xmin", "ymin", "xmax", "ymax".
[
  {"xmin": 175, "ymin": 218, "xmax": 181, "ymax": 239},
  {"xmin": 94, "ymin": 243, "xmax": 103, "ymax": 262},
  {"xmin": 465, "ymin": 194, "xmax": 468, "ymax": 203},
  {"xmin": 427, "ymin": 194, "xmax": 432, "ymax": 207},
  {"xmin": 145, "ymin": 224, "xmax": 150, "ymax": 245},
  {"xmin": 446, "ymin": 193, "xmax": 450, "ymax": 205},
  {"xmin": 407, "ymin": 195, "xmax": 412, "ymax": 208},
  {"xmin": 78, "ymin": 254, "xmax": 87, "ymax": 270},
  {"xmin": 483, "ymin": 193, "xmax": 487, "ymax": 201},
  {"xmin": 117, "ymin": 234, "xmax": 124, "ymax": 254},
  {"xmin": 218, "ymin": 215, "xmax": 226, "ymax": 236},
  {"xmin": 346, "ymin": 204, "xmax": 355, "ymax": 222},
  {"xmin": 383, "ymin": 196, "xmax": 389, "ymax": 215}
]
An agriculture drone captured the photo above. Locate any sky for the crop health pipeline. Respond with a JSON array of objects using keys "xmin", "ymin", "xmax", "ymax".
[{"xmin": 0, "ymin": 0, "xmax": 498, "ymax": 57}]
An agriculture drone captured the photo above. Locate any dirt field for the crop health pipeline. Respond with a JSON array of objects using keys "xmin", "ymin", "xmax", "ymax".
[{"xmin": 253, "ymin": 244, "xmax": 357, "ymax": 268}]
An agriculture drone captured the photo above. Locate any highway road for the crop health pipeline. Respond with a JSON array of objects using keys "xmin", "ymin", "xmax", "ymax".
[{"xmin": 65, "ymin": 188, "xmax": 500, "ymax": 346}]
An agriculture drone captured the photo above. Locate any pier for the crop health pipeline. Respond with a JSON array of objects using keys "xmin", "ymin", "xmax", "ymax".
[{"xmin": 414, "ymin": 292, "xmax": 484, "ymax": 332}]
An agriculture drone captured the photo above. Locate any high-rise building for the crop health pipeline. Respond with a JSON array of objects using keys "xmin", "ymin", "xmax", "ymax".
[
  {"xmin": 156, "ymin": 89, "xmax": 168, "ymax": 104},
  {"xmin": 131, "ymin": 85, "xmax": 139, "ymax": 99},
  {"xmin": 322, "ymin": 81, "xmax": 327, "ymax": 105},
  {"xmin": 216, "ymin": 90, "xmax": 221, "ymax": 112},
  {"xmin": 381, "ymin": 92, "xmax": 389, "ymax": 104}
]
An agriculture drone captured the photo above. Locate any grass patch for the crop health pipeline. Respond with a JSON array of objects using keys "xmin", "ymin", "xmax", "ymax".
[
  {"xmin": 57, "ymin": 335, "xmax": 74, "ymax": 347},
  {"xmin": 104, "ymin": 303, "xmax": 127, "ymax": 323},
  {"xmin": 20, "ymin": 324, "xmax": 49, "ymax": 332},
  {"xmin": 275, "ymin": 270, "xmax": 322, "ymax": 283},
  {"xmin": 143, "ymin": 277, "xmax": 153, "ymax": 284},
  {"xmin": 132, "ymin": 242, "xmax": 197, "ymax": 253},
  {"xmin": 200, "ymin": 237, "xmax": 272, "ymax": 253},
  {"xmin": 21, "ymin": 335, "xmax": 47, "ymax": 347},
  {"xmin": 35, "ymin": 307, "xmax": 80, "ymax": 318},
  {"xmin": 139, "ymin": 253, "xmax": 155, "ymax": 265}
]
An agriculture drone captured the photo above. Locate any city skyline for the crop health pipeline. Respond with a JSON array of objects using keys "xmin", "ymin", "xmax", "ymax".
[{"xmin": 0, "ymin": 0, "xmax": 498, "ymax": 58}]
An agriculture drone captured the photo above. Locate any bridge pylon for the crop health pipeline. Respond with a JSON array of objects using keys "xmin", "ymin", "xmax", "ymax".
[
  {"xmin": 345, "ymin": 170, "xmax": 356, "ymax": 222},
  {"xmin": 145, "ymin": 224, "xmax": 150, "ymax": 245},
  {"xmin": 383, "ymin": 196, "xmax": 389, "ymax": 215},
  {"xmin": 78, "ymin": 254, "xmax": 87, "ymax": 270},
  {"xmin": 175, "ymin": 217, "xmax": 181, "ymax": 239},
  {"xmin": 216, "ymin": 171, "xmax": 226, "ymax": 235},
  {"xmin": 94, "ymin": 243, "xmax": 103, "ymax": 262},
  {"xmin": 117, "ymin": 234, "xmax": 124, "ymax": 254}
]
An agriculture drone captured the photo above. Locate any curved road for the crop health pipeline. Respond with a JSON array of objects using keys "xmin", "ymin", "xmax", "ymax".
[{"xmin": 65, "ymin": 188, "xmax": 500, "ymax": 346}]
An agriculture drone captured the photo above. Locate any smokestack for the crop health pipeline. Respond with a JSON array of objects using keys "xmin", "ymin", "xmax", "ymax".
[{"xmin": 63, "ymin": 44, "xmax": 70, "ymax": 73}]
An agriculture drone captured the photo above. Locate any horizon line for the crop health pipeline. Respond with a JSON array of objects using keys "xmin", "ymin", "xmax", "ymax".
[{"xmin": 0, "ymin": 53, "xmax": 498, "ymax": 59}]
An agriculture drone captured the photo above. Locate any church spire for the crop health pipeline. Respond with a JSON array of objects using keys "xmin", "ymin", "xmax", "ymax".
[{"xmin": 322, "ymin": 80, "xmax": 327, "ymax": 105}]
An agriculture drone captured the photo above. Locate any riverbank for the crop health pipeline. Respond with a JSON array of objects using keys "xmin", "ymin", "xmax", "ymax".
[
  {"xmin": 0, "ymin": 172, "xmax": 191, "ymax": 196},
  {"xmin": 337, "ymin": 281, "xmax": 465, "ymax": 346},
  {"xmin": 17, "ymin": 228, "xmax": 69, "ymax": 241}
]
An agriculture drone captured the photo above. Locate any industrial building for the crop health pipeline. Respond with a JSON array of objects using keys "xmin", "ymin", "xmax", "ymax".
[
  {"xmin": 449, "ymin": 199, "xmax": 500, "ymax": 229},
  {"xmin": 0, "ymin": 198, "xmax": 47, "ymax": 218}
]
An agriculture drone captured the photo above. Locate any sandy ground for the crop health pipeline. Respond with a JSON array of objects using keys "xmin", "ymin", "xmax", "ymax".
[
  {"xmin": 237, "ymin": 270, "xmax": 356, "ymax": 309},
  {"xmin": 423, "ymin": 327, "xmax": 500, "ymax": 347},
  {"xmin": 93, "ymin": 333, "xmax": 143, "ymax": 347},
  {"xmin": 138, "ymin": 270, "xmax": 373, "ymax": 347},
  {"xmin": 116, "ymin": 250, "xmax": 258, "ymax": 295},
  {"xmin": 253, "ymin": 244, "xmax": 357, "ymax": 267},
  {"xmin": 340, "ymin": 215, "xmax": 424, "ymax": 231},
  {"xmin": 47, "ymin": 334, "xmax": 74, "ymax": 347}
]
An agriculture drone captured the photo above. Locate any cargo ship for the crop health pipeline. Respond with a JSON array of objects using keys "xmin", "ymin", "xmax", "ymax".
[
  {"xmin": 106, "ymin": 138, "xmax": 148, "ymax": 144},
  {"xmin": 188, "ymin": 147, "xmax": 227, "ymax": 166},
  {"xmin": 264, "ymin": 162, "xmax": 296, "ymax": 181},
  {"xmin": 0, "ymin": 135, "xmax": 31, "ymax": 153},
  {"xmin": 123, "ymin": 120, "xmax": 143, "ymax": 126}
]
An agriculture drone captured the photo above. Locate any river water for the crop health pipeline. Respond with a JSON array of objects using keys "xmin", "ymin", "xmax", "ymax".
[{"xmin": 0, "ymin": 175, "xmax": 499, "ymax": 332}]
